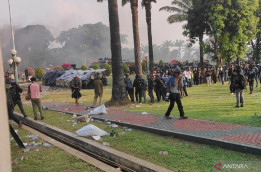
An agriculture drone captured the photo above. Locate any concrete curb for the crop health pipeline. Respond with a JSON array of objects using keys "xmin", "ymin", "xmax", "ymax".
[{"xmin": 91, "ymin": 117, "xmax": 261, "ymax": 156}]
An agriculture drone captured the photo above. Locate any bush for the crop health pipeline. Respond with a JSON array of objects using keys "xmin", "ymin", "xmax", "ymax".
[
  {"xmin": 89, "ymin": 62, "xmax": 100, "ymax": 69},
  {"xmin": 62, "ymin": 63, "xmax": 71, "ymax": 70},
  {"xmin": 53, "ymin": 65, "xmax": 62, "ymax": 70},
  {"xmin": 123, "ymin": 62, "xmax": 129, "ymax": 75},
  {"xmin": 35, "ymin": 67, "xmax": 44, "ymax": 80},
  {"xmin": 26, "ymin": 67, "xmax": 35, "ymax": 75},
  {"xmin": 104, "ymin": 62, "xmax": 112, "ymax": 76},
  {"xmin": 81, "ymin": 65, "xmax": 88, "ymax": 70}
]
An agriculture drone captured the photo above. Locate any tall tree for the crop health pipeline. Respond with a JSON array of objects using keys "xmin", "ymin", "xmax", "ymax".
[
  {"xmin": 207, "ymin": 0, "xmax": 259, "ymax": 64},
  {"xmin": 160, "ymin": 0, "xmax": 207, "ymax": 69},
  {"xmin": 142, "ymin": 0, "xmax": 156, "ymax": 74},
  {"xmin": 98, "ymin": 0, "xmax": 127, "ymax": 101},
  {"xmin": 173, "ymin": 39, "xmax": 185, "ymax": 58},
  {"xmin": 122, "ymin": 0, "xmax": 142, "ymax": 76},
  {"xmin": 249, "ymin": 0, "xmax": 261, "ymax": 63}
]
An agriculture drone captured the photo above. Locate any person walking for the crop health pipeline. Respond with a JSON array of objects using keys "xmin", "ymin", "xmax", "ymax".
[
  {"xmin": 247, "ymin": 66, "xmax": 255, "ymax": 94},
  {"xmin": 218, "ymin": 67, "xmax": 224, "ymax": 85},
  {"xmin": 9, "ymin": 81, "xmax": 27, "ymax": 118},
  {"xmin": 28, "ymin": 77, "xmax": 44, "ymax": 120},
  {"xmin": 71, "ymin": 76, "xmax": 81, "ymax": 105},
  {"xmin": 92, "ymin": 75, "xmax": 103, "ymax": 107},
  {"xmin": 124, "ymin": 73, "xmax": 134, "ymax": 102},
  {"xmin": 154, "ymin": 75, "xmax": 166, "ymax": 102},
  {"xmin": 164, "ymin": 68, "xmax": 188, "ymax": 119},
  {"xmin": 6, "ymin": 88, "xmax": 22, "ymax": 127}
]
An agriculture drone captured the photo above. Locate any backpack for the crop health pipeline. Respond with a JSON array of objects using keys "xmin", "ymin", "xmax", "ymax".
[
  {"xmin": 234, "ymin": 75, "xmax": 246, "ymax": 89},
  {"xmin": 136, "ymin": 78, "xmax": 145, "ymax": 90}
]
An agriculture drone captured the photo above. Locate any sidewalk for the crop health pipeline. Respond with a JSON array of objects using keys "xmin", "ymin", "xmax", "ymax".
[{"xmin": 42, "ymin": 102, "xmax": 261, "ymax": 155}]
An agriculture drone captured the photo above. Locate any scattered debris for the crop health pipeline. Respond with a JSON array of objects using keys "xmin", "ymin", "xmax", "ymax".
[
  {"xmin": 43, "ymin": 143, "xmax": 52, "ymax": 147},
  {"xmin": 77, "ymin": 115, "xmax": 89, "ymax": 122},
  {"xmin": 109, "ymin": 124, "xmax": 118, "ymax": 128},
  {"xmin": 23, "ymin": 148, "xmax": 30, "ymax": 153},
  {"xmin": 92, "ymin": 136, "xmax": 102, "ymax": 141},
  {"xmin": 158, "ymin": 151, "xmax": 168, "ymax": 155},
  {"xmin": 90, "ymin": 105, "xmax": 107, "ymax": 115},
  {"xmin": 253, "ymin": 94, "xmax": 259, "ymax": 97},
  {"xmin": 124, "ymin": 128, "xmax": 132, "ymax": 132},
  {"xmin": 76, "ymin": 124, "xmax": 109, "ymax": 137},
  {"xmin": 136, "ymin": 105, "xmax": 141, "ymax": 108},
  {"xmin": 35, "ymin": 149, "xmax": 40, "ymax": 152},
  {"xmin": 102, "ymin": 142, "xmax": 110, "ymax": 146},
  {"xmin": 141, "ymin": 112, "xmax": 148, "ymax": 115}
]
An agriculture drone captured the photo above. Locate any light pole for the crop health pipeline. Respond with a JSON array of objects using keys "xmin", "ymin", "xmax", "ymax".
[
  {"xmin": 8, "ymin": 49, "xmax": 21, "ymax": 82},
  {"xmin": 7, "ymin": 0, "xmax": 20, "ymax": 82}
]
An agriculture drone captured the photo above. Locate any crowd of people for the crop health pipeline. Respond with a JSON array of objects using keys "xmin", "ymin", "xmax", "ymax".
[{"xmin": 124, "ymin": 62, "xmax": 261, "ymax": 118}]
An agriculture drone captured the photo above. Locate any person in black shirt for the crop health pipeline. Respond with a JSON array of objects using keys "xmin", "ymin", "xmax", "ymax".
[
  {"xmin": 9, "ymin": 82, "xmax": 27, "ymax": 118},
  {"xmin": 71, "ymin": 76, "xmax": 81, "ymax": 105},
  {"xmin": 148, "ymin": 75, "xmax": 155, "ymax": 103}
]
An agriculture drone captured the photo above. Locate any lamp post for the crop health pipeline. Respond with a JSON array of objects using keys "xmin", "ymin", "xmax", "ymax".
[
  {"xmin": 8, "ymin": 49, "xmax": 21, "ymax": 82},
  {"xmin": 7, "ymin": 0, "xmax": 20, "ymax": 82}
]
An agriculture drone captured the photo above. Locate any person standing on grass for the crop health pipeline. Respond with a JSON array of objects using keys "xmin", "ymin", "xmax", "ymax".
[
  {"xmin": 148, "ymin": 75, "xmax": 155, "ymax": 103},
  {"xmin": 71, "ymin": 76, "xmax": 81, "ymax": 105},
  {"xmin": 164, "ymin": 69, "xmax": 188, "ymax": 120},
  {"xmin": 28, "ymin": 77, "xmax": 44, "ymax": 120},
  {"xmin": 133, "ymin": 75, "xmax": 143, "ymax": 103},
  {"xmin": 232, "ymin": 66, "xmax": 246, "ymax": 108},
  {"xmin": 206, "ymin": 68, "xmax": 212, "ymax": 87},
  {"xmin": 124, "ymin": 72, "xmax": 134, "ymax": 102},
  {"xmin": 9, "ymin": 81, "xmax": 27, "ymax": 118},
  {"xmin": 92, "ymin": 75, "xmax": 103, "ymax": 107},
  {"xmin": 247, "ymin": 66, "xmax": 255, "ymax": 94}
]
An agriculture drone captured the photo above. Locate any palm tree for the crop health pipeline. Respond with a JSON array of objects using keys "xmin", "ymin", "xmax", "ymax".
[
  {"xmin": 141, "ymin": 0, "xmax": 156, "ymax": 75},
  {"xmin": 160, "ymin": 0, "xmax": 206, "ymax": 69},
  {"xmin": 122, "ymin": 0, "xmax": 142, "ymax": 76},
  {"xmin": 173, "ymin": 39, "xmax": 185, "ymax": 58},
  {"xmin": 97, "ymin": 0, "xmax": 127, "ymax": 101}
]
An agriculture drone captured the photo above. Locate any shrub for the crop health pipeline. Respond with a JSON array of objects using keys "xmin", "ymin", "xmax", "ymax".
[
  {"xmin": 104, "ymin": 62, "xmax": 112, "ymax": 76},
  {"xmin": 81, "ymin": 65, "xmax": 88, "ymax": 70},
  {"xmin": 89, "ymin": 62, "xmax": 100, "ymax": 69},
  {"xmin": 26, "ymin": 67, "xmax": 35, "ymax": 75},
  {"xmin": 62, "ymin": 63, "xmax": 71, "ymax": 70},
  {"xmin": 35, "ymin": 67, "xmax": 44, "ymax": 80},
  {"xmin": 53, "ymin": 65, "xmax": 62, "ymax": 70}
]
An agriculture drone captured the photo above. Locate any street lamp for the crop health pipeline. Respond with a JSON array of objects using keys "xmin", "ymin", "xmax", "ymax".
[
  {"xmin": 7, "ymin": 0, "xmax": 20, "ymax": 82},
  {"xmin": 8, "ymin": 49, "xmax": 21, "ymax": 82}
]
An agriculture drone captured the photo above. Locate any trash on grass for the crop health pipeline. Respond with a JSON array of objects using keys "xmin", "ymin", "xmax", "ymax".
[
  {"xmin": 124, "ymin": 128, "xmax": 132, "ymax": 132},
  {"xmin": 72, "ymin": 114, "xmax": 77, "ymax": 118},
  {"xmin": 136, "ymin": 105, "xmax": 141, "ymax": 108},
  {"xmin": 141, "ymin": 112, "xmax": 148, "ymax": 115},
  {"xmin": 35, "ymin": 149, "xmax": 39, "ymax": 152},
  {"xmin": 20, "ymin": 156, "xmax": 24, "ymax": 161},
  {"xmin": 92, "ymin": 136, "xmax": 102, "ymax": 141},
  {"xmin": 158, "ymin": 151, "xmax": 168, "ymax": 155},
  {"xmin": 109, "ymin": 124, "xmax": 118, "ymax": 128},
  {"xmin": 77, "ymin": 115, "xmax": 89, "ymax": 122},
  {"xmin": 43, "ymin": 143, "xmax": 52, "ymax": 147},
  {"xmin": 10, "ymin": 137, "xmax": 14, "ymax": 141},
  {"xmin": 102, "ymin": 142, "xmax": 110, "ymax": 146},
  {"xmin": 253, "ymin": 94, "xmax": 259, "ymax": 96},
  {"xmin": 23, "ymin": 148, "xmax": 30, "ymax": 153},
  {"xmin": 90, "ymin": 104, "xmax": 107, "ymax": 115},
  {"xmin": 76, "ymin": 124, "xmax": 108, "ymax": 137}
]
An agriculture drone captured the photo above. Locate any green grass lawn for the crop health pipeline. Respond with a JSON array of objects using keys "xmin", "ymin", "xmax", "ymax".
[
  {"xmin": 12, "ymin": 78, "xmax": 261, "ymax": 171},
  {"xmin": 10, "ymin": 124, "xmax": 101, "ymax": 172}
]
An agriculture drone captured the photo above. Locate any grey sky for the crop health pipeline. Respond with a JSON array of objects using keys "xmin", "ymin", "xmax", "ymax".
[{"xmin": 0, "ymin": 0, "xmax": 187, "ymax": 48}]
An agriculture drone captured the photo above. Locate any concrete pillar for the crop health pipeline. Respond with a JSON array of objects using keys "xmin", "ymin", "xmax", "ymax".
[{"xmin": 0, "ymin": 41, "xmax": 11, "ymax": 171}]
